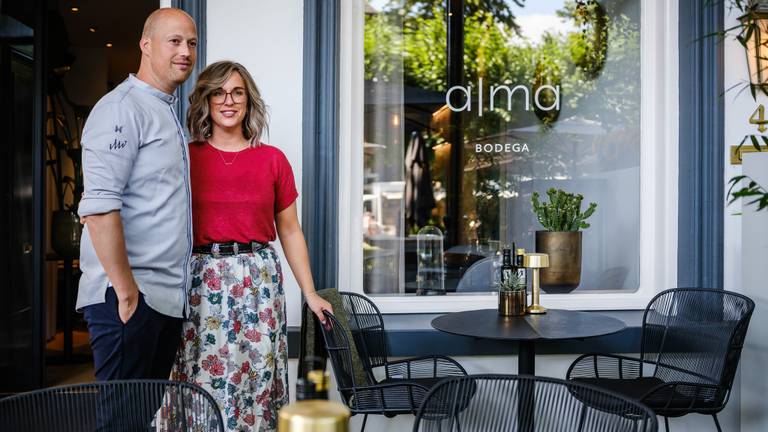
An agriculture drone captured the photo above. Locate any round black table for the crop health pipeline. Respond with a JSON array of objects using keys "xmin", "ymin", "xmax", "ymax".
[{"xmin": 431, "ymin": 308, "xmax": 626, "ymax": 375}]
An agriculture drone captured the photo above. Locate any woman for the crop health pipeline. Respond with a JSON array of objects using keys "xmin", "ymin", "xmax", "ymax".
[{"xmin": 172, "ymin": 61, "xmax": 333, "ymax": 432}]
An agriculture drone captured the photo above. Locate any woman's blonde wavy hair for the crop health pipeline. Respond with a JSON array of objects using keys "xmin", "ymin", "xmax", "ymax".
[{"xmin": 187, "ymin": 61, "xmax": 268, "ymax": 144}]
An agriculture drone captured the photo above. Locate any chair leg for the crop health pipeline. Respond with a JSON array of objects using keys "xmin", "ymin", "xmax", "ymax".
[
  {"xmin": 712, "ymin": 414, "xmax": 722, "ymax": 432},
  {"xmin": 664, "ymin": 416, "xmax": 670, "ymax": 432},
  {"xmin": 360, "ymin": 414, "xmax": 368, "ymax": 432},
  {"xmin": 576, "ymin": 405, "xmax": 587, "ymax": 432}
]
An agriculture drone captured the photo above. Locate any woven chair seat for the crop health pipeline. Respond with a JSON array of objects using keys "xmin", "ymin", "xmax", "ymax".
[{"xmin": 566, "ymin": 288, "xmax": 755, "ymax": 431}]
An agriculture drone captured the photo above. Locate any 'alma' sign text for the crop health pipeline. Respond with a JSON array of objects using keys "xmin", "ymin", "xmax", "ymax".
[{"xmin": 446, "ymin": 78, "xmax": 560, "ymax": 114}]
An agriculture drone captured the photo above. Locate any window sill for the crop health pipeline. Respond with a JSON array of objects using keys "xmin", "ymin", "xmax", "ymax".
[
  {"xmin": 287, "ymin": 309, "xmax": 643, "ymax": 358},
  {"xmin": 366, "ymin": 291, "xmax": 652, "ymax": 314}
]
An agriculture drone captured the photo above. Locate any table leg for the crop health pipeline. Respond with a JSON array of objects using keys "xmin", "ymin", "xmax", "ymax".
[
  {"xmin": 518, "ymin": 341, "xmax": 535, "ymax": 432},
  {"xmin": 518, "ymin": 340, "xmax": 535, "ymax": 375}
]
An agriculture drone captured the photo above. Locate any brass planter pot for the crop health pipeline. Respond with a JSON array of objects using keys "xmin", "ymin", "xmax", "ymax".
[
  {"xmin": 535, "ymin": 231, "xmax": 581, "ymax": 294},
  {"xmin": 498, "ymin": 290, "xmax": 527, "ymax": 317}
]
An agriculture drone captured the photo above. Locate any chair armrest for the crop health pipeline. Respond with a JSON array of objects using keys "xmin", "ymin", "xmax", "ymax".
[
  {"xmin": 385, "ymin": 355, "xmax": 467, "ymax": 379},
  {"xmin": 567, "ymin": 353, "xmax": 644, "ymax": 380},
  {"xmin": 349, "ymin": 381, "xmax": 431, "ymax": 413},
  {"xmin": 640, "ymin": 381, "xmax": 723, "ymax": 410}
]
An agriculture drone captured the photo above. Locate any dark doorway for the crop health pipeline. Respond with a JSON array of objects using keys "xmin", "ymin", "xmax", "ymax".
[
  {"xmin": 43, "ymin": 0, "xmax": 157, "ymax": 386},
  {"xmin": 0, "ymin": 0, "xmax": 159, "ymax": 394},
  {"xmin": 0, "ymin": 0, "xmax": 43, "ymax": 394}
]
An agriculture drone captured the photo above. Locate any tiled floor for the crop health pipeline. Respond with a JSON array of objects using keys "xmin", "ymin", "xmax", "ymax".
[
  {"xmin": 46, "ymin": 363, "xmax": 95, "ymax": 386},
  {"xmin": 45, "ymin": 330, "xmax": 95, "ymax": 386}
]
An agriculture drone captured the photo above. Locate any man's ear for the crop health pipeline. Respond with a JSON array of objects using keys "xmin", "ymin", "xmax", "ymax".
[{"xmin": 139, "ymin": 36, "xmax": 151, "ymax": 56}]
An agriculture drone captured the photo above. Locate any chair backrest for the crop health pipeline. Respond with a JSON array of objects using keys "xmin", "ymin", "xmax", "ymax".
[
  {"xmin": 0, "ymin": 379, "xmax": 224, "ymax": 432},
  {"xmin": 455, "ymin": 257, "xmax": 495, "ymax": 292},
  {"xmin": 641, "ymin": 288, "xmax": 755, "ymax": 398},
  {"xmin": 339, "ymin": 291, "xmax": 390, "ymax": 370},
  {"xmin": 413, "ymin": 375, "xmax": 658, "ymax": 432},
  {"xmin": 320, "ymin": 311, "xmax": 377, "ymax": 405}
]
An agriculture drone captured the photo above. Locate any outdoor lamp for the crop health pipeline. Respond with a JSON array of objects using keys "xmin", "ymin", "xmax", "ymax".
[
  {"xmin": 741, "ymin": 0, "xmax": 768, "ymax": 88},
  {"xmin": 523, "ymin": 253, "xmax": 549, "ymax": 315}
]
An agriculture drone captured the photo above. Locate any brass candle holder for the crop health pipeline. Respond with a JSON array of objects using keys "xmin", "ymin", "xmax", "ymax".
[{"xmin": 523, "ymin": 253, "xmax": 549, "ymax": 314}]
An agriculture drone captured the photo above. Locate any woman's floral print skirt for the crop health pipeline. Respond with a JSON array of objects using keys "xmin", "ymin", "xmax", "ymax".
[{"xmin": 172, "ymin": 247, "xmax": 289, "ymax": 432}]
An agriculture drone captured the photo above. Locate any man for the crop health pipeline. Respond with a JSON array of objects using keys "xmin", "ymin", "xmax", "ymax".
[{"xmin": 77, "ymin": 8, "xmax": 197, "ymax": 382}]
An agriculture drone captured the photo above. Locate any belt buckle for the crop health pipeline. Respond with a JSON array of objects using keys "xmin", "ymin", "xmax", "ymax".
[
  {"xmin": 232, "ymin": 243, "xmax": 239, "ymax": 255},
  {"xmin": 212, "ymin": 243, "xmax": 221, "ymax": 258}
]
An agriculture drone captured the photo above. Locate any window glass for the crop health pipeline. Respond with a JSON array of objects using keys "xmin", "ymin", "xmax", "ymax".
[{"xmin": 363, "ymin": 0, "xmax": 641, "ymax": 295}]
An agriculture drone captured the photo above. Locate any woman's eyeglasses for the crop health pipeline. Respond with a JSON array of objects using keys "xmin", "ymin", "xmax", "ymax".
[{"xmin": 210, "ymin": 87, "xmax": 247, "ymax": 104}]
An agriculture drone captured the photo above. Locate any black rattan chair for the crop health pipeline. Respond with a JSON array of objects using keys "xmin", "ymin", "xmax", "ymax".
[
  {"xmin": 413, "ymin": 374, "xmax": 658, "ymax": 432},
  {"xmin": 0, "ymin": 379, "xmax": 224, "ymax": 431},
  {"xmin": 320, "ymin": 292, "xmax": 468, "ymax": 431},
  {"xmin": 566, "ymin": 288, "xmax": 754, "ymax": 431}
]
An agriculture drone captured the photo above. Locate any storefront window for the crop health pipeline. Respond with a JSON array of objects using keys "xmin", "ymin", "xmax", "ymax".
[{"xmin": 362, "ymin": 0, "xmax": 641, "ymax": 296}]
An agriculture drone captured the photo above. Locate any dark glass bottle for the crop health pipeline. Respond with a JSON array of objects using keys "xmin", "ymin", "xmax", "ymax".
[
  {"xmin": 515, "ymin": 248, "xmax": 527, "ymax": 291},
  {"xmin": 501, "ymin": 247, "xmax": 514, "ymax": 285},
  {"xmin": 296, "ymin": 370, "xmax": 329, "ymax": 401},
  {"xmin": 295, "ymin": 377, "xmax": 315, "ymax": 401},
  {"xmin": 297, "ymin": 357, "xmax": 330, "ymax": 401}
]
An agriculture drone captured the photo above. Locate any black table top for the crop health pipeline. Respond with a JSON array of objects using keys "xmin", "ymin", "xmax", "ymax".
[{"xmin": 431, "ymin": 309, "xmax": 627, "ymax": 342}]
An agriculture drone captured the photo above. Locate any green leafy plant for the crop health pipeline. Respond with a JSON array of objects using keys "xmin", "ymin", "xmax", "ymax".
[
  {"xmin": 531, "ymin": 188, "xmax": 597, "ymax": 231},
  {"xmin": 728, "ymin": 175, "xmax": 768, "ymax": 211},
  {"xmin": 712, "ymin": 0, "xmax": 768, "ymax": 211},
  {"xmin": 47, "ymin": 73, "xmax": 88, "ymax": 213},
  {"xmin": 499, "ymin": 273, "xmax": 524, "ymax": 292},
  {"xmin": 569, "ymin": 0, "xmax": 609, "ymax": 79}
]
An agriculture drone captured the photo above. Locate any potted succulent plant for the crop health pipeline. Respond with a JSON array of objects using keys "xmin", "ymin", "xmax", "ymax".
[
  {"xmin": 531, "ymin": 188, "xmax": 597, "ymax": 293},
  {"xmin": 498, "ymin": 273, "xmax": 527, "ymax": 317}
]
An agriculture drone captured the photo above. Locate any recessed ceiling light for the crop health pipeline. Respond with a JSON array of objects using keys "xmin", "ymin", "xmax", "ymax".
[
  {"xmin": 89, "ymin": 27, "xmax": 97, "ymax": 33},
  {"xmin": 70, "ymin": 7, "xmax": 79, "ymax": 12},
  {"xmin": 105, "ymin": 43, "xmax": 113, "ymax": 48}
]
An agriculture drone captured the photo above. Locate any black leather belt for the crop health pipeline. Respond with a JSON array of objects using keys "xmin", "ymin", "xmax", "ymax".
[{"xmin": 192, "ymin": 241, "xmax": 269, "ymax": 256}]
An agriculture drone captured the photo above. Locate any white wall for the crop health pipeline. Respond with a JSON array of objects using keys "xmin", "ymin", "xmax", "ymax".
[
  {"xmin": 722, "ymin": 4, "xmax": 768, "ymax": 432},
  {"xmin": 740, "ymin": 153, "xmax": 768, "ymax": 432},
  {"xmin": 207, "ymin": 0, "xmax": 305, "ymax": 327}
]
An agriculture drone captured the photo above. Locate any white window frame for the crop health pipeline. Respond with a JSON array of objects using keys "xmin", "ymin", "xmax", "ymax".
[{"xmin": 338, "ymin": 0, "xmax": 678, "ymax": 313}]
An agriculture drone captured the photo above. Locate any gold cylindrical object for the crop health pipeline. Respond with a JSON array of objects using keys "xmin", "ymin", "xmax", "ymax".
[
  {"xmin": 278, "ymin": 400, "xmax": 350, "ymax": 432},
  {"xmin": 498, "ymin": 290, "xmax": 527, "ymax": 316},
  {"xmin": 523, "ymin": 253, "xmax": 549, "ymax": 314}
]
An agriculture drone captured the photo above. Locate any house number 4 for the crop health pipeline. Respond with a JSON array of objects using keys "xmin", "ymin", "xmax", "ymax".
[{"xmin": 749, "ymin": 104, "xmax": 768, "ymax": 133}]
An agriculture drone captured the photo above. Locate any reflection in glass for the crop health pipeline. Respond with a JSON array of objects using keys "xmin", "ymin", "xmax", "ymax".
[
  {"xmin": 416, "ymin": 226, "xmax": 445, "ymax": 295},
  {"xmin": 362, "ymin": 0, "xmax": 641, "ymax": 295}
]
